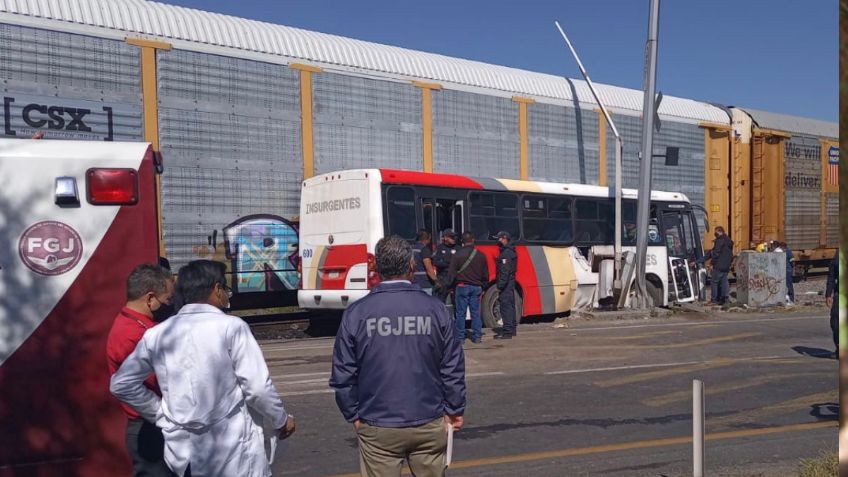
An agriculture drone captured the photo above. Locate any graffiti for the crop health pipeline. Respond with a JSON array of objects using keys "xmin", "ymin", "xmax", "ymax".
[
  {"xmin": 735, "ymin": 259, "xmax": 749, "ymax": 293},
  {"xmin": 736, "ymin": 252, "xmax": 787, "ymax": 307},
  {"xmin": 747, "ymin": 272, "xmax": 783, "ymax": 300},
  {"xmin": 223, "ymin": 215, "xmax": 299, "ymax": 293}
]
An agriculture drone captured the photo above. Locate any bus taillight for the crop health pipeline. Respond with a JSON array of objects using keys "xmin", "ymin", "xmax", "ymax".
[
  {"xmin": 367, "ymin": 253, "xmax": 381, "ymax": 288},
  {"xmin": 296, "ymin": 258, "xmax": 303, "ymax": 289}
]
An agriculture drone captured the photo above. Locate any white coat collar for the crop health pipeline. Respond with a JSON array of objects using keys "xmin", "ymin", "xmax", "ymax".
[{"xmin": 178, "ymin": 303, "xmax": 226, "ymax": 315}]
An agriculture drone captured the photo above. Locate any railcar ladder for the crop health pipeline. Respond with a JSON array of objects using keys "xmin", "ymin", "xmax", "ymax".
[{"xmin": 751, "ymin": 136, "xmax": 765, "ymax": 244}]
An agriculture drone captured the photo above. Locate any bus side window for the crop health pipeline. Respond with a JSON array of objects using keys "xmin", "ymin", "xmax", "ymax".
[{"xmin": 469, "ymin": 192, "xmax": 519, "ymax": 241}]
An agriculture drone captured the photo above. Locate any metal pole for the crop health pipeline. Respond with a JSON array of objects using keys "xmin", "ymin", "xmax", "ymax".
[
  {"xmin": 554, "ymin": 21, "xmax": 624, "ymax": 290},
  {"xmin": 634, "ymin": 0, "xmax": 661, "ymax": 308},
  {"xmin": 614, "ymin": 137, "xmax": 623, "ymax": 290},
  {"xmin": 693, "ymin": 379, "xmax": 705, "ymax": 477}
]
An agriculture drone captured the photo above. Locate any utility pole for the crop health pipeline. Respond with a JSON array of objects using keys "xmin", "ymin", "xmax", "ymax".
[
  {"xmin": 554, "ymin": 21, "xmax": 624, "ymax": 296},
  {"xmin": 633, "ymin": 0, "xmax": 661, "ymax": 308}
]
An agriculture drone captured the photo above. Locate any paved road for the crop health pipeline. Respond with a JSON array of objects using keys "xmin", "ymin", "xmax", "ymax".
[{"xmin": 266, "ymin": 310, "xmax": 837, "ymax": 476}]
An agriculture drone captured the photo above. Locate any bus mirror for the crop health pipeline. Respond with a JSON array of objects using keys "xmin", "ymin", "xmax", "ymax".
[{"xmin": 665, "ymin": 147, "xmax": 679, "ymax": 166}]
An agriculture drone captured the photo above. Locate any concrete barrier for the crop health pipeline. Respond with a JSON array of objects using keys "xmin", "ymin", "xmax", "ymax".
[{"xmin": 735, "ymin": 251, "xmax": 787, "ymax": 308}]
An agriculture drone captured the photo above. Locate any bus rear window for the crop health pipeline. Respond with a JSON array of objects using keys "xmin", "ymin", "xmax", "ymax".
[{"xmin": 386, "ymin": 186, "xmax": 416, "ymax": 239}]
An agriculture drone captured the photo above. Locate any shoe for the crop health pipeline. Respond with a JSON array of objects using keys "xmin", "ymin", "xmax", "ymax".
[
  {"xmin": 470, "ymin": 338, "xmax": 482, "ymax": 344},
  {"xmin": 493, "ymin": 334, "xmax": 512, "ymax": 340}
]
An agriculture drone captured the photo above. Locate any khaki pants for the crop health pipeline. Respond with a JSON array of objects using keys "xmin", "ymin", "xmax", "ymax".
[{"xmin": 356, "ymin": 418, "xmax": 447, "ymax": 477}]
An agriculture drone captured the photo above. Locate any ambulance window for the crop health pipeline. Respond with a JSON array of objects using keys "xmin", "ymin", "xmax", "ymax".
[{"xmin": 386, "ymin": 187, "xmax": 416, "ymax": 240}]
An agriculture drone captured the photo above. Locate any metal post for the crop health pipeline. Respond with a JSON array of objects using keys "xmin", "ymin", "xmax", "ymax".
[
  {"xmin": 614, "ymin": 136, "xmax": 623, "ymax": 290},
  {"xmin": 634, "ymin": 0, "xmax": 661, "ymax": 308},
  {"xmin": 693, "ymin": 379, "xmax": 705, "ymax": 477},
  {"xmin": 554, "ymin": 21, "xmax": 624, "ymax": 292}
]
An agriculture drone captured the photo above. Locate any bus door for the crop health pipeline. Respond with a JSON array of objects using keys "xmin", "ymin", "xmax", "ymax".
[
  {"xmin": 660, "ymin": 205, "xmax": 701, "ymax": 303},
  {"xmin": 417, "ymin": 188, "xmax": 465, "ymax": 242}
]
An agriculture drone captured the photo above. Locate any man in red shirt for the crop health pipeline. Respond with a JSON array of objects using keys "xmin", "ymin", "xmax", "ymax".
[{"xmin": 106, "ymin": 264, "xmax": 175, "ymax": 476}]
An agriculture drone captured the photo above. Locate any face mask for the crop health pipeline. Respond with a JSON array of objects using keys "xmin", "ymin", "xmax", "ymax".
[{"xmin": 152, "ymin": 303, "xmax": 176, "ymax": 322}]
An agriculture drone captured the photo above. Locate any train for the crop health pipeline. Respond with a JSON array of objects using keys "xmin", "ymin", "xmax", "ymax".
[{"xmin": 0, "ymin": 0, "xmax": 837, "ymax": 305}]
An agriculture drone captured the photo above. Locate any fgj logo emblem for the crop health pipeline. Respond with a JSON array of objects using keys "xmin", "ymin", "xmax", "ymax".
[{"xmin": 18, "ymin": 221, "xmax": 83, "ymax": 276}]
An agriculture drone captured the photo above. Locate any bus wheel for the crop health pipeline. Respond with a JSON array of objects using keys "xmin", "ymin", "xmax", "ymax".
[
  {"xmin": 481, "ymin": 287, "xmax": 523, "ymax": 329},
  {"xmin": 646, "ymin": 280, "xmax": 663, "ymax": 307}
]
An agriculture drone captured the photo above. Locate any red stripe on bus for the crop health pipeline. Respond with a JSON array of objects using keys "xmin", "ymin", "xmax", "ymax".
[
  {"xmin": 0, "ymin": 150, "xmax": 158, "ymax": 475},
  {"xmin": 471, "ymin": 244, "xmax": 543, "ymax": 317},
  {"xmin": 379, "ymin": 169, "xmax": 483, "ymax": 189},
  {"xmin": 514, "ymin": 245, "xmax": 542, "ymax": 316},
  {"xmin": 318, "ymin": 244, "xmax": 368, "ymax": 290}
]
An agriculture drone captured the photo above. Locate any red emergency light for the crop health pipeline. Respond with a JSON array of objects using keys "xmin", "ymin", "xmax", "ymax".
[{"xmin": 86, "ymin": 168, "xmax": 139, "ymax": 205}]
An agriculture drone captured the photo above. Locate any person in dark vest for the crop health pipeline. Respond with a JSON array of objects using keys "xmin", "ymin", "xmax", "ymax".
[
  {"xmin": 432, "ymin": 229, "xmax": 458, "ymax": 303},
  {"xmin": 330, "ymin": 235, "xmax": 466, "ymax": 476},
  {"xmin": 446, "ymin": 232, "xmax": 489, "ymax": 344},
  {"xmin": 701, "ymin": 226, "xmax": 734, "ymax": 305},
  {"xmin": 412, "ymin": 229, "xmax": 437, "ymax": 295},
  {"xmin": 826, "ymin": 249, "xmax": 839, "ymax": 356},
  {"xmin": 494, "ymin": 231, "xmax": 517, "ymax": 340}
]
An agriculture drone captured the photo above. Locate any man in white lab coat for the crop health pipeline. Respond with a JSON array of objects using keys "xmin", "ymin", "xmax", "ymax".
[{"xmin": 111, "ymin": 260, "xmax": 295, "ymax": 477}]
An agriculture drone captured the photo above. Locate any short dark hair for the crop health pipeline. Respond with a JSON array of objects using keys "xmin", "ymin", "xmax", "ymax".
[
  {"xmin": 375, "ymin": 235, "xmax": 412, "ymax": 280},
  {"xmin": 461, "ymin": 231, "xmax": 475, "ymax": 245},
  {"xmin": 416, "ymin": 229, "xmax": 431, "ymax": 242},
  {"xmin": 715, "ymin": 226, "xmax": 725, "ymax": 234},
  {"xmin": 176, "ymin": 260, "xmax": 227, "ymax": 305},
  {"xmin": 126, "ymin": 264, "xmax": 172, "ymax": 301}
]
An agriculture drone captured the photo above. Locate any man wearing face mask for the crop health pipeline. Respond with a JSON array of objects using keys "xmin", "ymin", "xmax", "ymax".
[
  {"xmin": 111, "ymin": 260, "xmax": 295, "ymax": 477},
  {"xmin": 701, "ymin": 226, "xmax": 734, "ymax": 306},
  {"xmin": 494, "ymin": 231, "xmax": 518, "ymax": 340},
  {"xmin": 106, "ymin": 263, "xmax": 176, "ymax": 476}
]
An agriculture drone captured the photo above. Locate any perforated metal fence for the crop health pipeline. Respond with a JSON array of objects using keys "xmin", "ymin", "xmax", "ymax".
[
  {"xmin": 157, "ymin": 49, "xmax": 302, "ymax": 272},
  {"xmin": 313, "ymin": 72, "xmax": 421, "ymax": 173},
  {"xmin": 0, "ymin": 23, "xmax": 142, "ymax": 141},
  {"xmin": 432, "ymin": 89, "xmax": 519, "ymax": 178},
  {"xmin": 528, "ymin": 102, "xmax": 599, "ymax": 184}
]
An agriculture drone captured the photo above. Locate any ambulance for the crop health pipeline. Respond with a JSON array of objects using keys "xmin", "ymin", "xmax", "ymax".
[{"xmin": 0, "ymin": 138, "xmax": 159, "ymax": 475}]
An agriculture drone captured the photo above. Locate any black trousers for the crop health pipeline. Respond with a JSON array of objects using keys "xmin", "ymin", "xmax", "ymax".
[
  {"xmin": 499, "ymin": 283, "xmax": 517, "ymax": 335},
  {"xmin": 831, "ymin": 299, "xmax": 839, "ymax": 351},
  {"xmin": 435, "ymin": 274, "xmax": 451, "ymax": 303},
  {"xmin": 126, "ymin": 419, "xmax": 175, "ymax": 477}
]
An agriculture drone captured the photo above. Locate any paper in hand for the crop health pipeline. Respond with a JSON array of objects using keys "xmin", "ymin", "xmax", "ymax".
[{"xmin": 445, "ymin": 422, "xmax": 454, "ymax": 467}]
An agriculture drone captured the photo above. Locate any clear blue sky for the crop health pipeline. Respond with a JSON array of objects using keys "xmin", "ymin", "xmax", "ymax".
[{"xmin": 166, "ymin": 0, "xmax": 837, "ymax": 122}]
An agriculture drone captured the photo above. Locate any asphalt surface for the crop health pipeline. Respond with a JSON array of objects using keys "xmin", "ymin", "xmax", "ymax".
[{"xmin": 264, "ymin": 309, "xmax": 837, "ymax": 476}]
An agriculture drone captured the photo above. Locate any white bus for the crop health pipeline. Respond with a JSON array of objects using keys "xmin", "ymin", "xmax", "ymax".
[{"xmin": 298, "ymin": 168, "xmax": 705, "ymax": 325}]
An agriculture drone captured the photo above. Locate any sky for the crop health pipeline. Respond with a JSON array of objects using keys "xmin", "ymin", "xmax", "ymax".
[{"xmin": 165, "ymin": 0, "xmax": 837, "ymax": 122}]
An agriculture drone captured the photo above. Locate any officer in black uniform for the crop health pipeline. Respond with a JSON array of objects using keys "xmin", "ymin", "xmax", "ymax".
[
  {"xmin": 494, "ymin": 231, "xmax": 517, "ymax": 339},
  {"xmin": 412, "ymin": 229, "xmax": 437, "ymax": 295},
  {"xmin": 826, "ymin": 249, "xmax": 839, "ymax": 355},
  {"xmin": 432, "ymin": 229, "xmax": 458, "ymax": 302}
]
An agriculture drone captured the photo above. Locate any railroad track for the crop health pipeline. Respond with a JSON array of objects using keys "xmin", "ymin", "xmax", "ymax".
[{"xmin": 245, "ymin": 309, "xmax": 341, "ymax": 340}]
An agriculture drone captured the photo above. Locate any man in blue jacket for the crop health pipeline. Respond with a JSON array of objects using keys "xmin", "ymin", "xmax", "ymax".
[{"xmin": 330, "ymin": 235, "xmax": 466, "ymax": 477}]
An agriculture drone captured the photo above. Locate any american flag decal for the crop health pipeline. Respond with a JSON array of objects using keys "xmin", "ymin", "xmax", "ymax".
[{"xmin": 828, "ymin": 146, "xmax": 839, "ymax": 187}]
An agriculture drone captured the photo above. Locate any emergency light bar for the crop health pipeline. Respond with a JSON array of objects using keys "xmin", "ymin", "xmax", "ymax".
[{"xmin": 86, "ymin": 168, "xmax": 138, "ymax": 205}]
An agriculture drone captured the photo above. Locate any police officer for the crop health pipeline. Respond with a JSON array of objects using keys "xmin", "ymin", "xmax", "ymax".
[
  {"xmin": 432, "ymin": 229, "xmax": 458, "ymax": 302},
  {"xmin": 494, "ymin": 231, "xmax": 517, "ymax": 339},
  {"xmin": 412, "ymin": 229, "xmax": 437, "ymax": 295},
  {"xmin": 826, "ymin": 249, "xmax": 839, "ymax": 356},
  {"xmin": 330, "ymin": 235, "xmax": 466, "ymax": 477}
]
